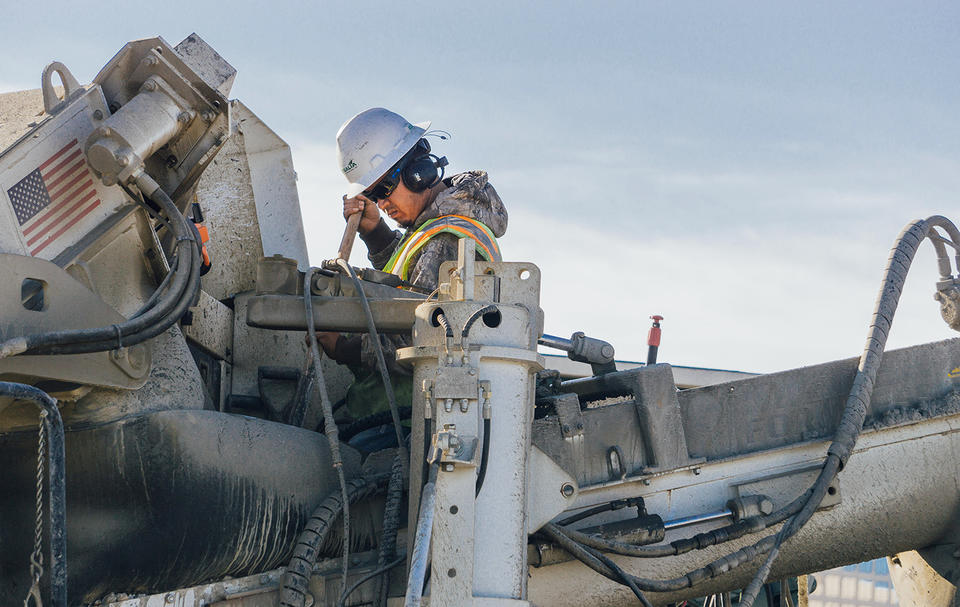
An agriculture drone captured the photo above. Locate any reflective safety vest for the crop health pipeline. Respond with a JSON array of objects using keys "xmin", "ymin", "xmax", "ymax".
[{"xmin": 383, "ymin": 214, "xmax": 502, "ymax": 281}]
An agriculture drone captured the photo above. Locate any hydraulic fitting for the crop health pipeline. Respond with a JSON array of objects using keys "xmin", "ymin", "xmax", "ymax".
[{"xmin": 935, "ymin": 280, "xmax": 960, "ymax": 332}]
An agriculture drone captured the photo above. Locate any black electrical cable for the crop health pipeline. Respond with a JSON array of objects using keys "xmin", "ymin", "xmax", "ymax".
[
  {"xmin": 0, "ymin": 382, "xmax": 67, "ymax": 607},
  {"xmin": 336, "ymin": 556, "xmax": 406, "ymax": 607},
  {"xmin": 335, "ymin": 259, "xmax": 407, "ymax": 465}
]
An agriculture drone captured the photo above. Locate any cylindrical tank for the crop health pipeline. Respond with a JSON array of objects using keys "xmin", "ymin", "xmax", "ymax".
[{"xmin": 0, "ymin": 409, "xmax": 361, "ymax": 604}]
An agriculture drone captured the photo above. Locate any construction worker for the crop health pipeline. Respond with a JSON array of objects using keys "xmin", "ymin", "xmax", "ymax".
[{"xmin": 316, "ymin": 107, "xmax": 507, "ymax": 452}]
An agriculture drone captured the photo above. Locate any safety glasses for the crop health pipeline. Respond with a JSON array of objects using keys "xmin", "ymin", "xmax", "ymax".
[{"xmin": 363, "ymin": 163, "xmax": 404, "ymax": 202}]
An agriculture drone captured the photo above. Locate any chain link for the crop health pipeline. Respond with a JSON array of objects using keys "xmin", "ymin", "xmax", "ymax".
[{"xmin": 24, "ymin": 409, "xmax": 47, "ymax": 607}]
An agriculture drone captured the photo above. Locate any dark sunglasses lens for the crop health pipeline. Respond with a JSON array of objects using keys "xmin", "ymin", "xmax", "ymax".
[{"xmin": 364, "ymin": 166, "xmax": 402, "ymax": 201}]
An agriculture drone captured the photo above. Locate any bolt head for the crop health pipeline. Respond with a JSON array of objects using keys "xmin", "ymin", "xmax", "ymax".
[
  {"xmin": 444, "ymin": 463, "xmax": 455, "ymax": 472},
  {"xmin": 92, "ymin": 109, "xmax": 104, "ymax": 120},
  {"xmin": 164, "ymin": 593, "xmax": 175, "ymax": 603},
  {"xmin": 142, "ymin": 79, "xmax": 157, "ymax": 92}
]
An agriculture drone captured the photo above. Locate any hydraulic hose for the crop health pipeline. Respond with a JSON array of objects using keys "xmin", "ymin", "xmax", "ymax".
[
  {"xmin": 372, "ymin": 454, "xmax": 406, "ymax": 607},
  {"xmin": 548, "ymin": 217, "xmax": 960, "ymax": 606},
  {"xmin": 304, "ymin": 268, "xmax": 351, "ymax": 597},
  {"xmin": 279, "ymin": 476, "xmax": 385, "ymax": 607},
  {"xmin": 0, "ymin": 382, "xmax": 66, "ymax": 607},
  {"xmin": 336, "ymin": 259, "xmax": 407, "ymax": 461},
  {"xmin": 0, "ymin": 172, "xmax": 200, "ymax": 358},
  {"xmin": 738, "ymin": 217, "xmax": 937, "ymax": 605},
  {"xmin": 544, "ymin": 522, "xmax": 779, "ymax": 594}
]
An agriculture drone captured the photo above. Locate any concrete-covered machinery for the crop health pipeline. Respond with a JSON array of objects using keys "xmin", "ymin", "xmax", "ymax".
[{"xmin": 2, "ymin": 35, "xmax": 960, "ymax": 607}]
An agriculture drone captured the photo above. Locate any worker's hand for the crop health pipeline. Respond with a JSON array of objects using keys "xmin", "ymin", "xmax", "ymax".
[
  {"xmin": 343, "ymin": 194, "xmax": 380, "ymax": 235},
  {"xmin": 306, "ymin": 331, "xmax": 341, "ymax": 359}
]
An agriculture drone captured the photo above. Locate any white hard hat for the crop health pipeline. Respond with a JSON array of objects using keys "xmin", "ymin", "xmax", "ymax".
[{"xmin": 336, "ymin": 108, "xmax": 431, "ymax": 197}]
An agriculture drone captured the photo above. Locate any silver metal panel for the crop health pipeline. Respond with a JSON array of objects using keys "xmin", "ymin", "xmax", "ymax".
[
  {"xmin": 234, "ymin": 102, "xmax": 309, "ymax": 266},
  {"xmin": 0, "ymin": 85, "xmax": 127, "ymax": 259},
  {"xmin": 0, "ymin": 253, "xmax": 151, "ymax": 392}
]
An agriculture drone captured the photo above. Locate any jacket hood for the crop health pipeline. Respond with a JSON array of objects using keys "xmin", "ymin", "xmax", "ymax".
[{"xmin": 413, "ymin": 171, "xmax": 507, "ymax": 237}]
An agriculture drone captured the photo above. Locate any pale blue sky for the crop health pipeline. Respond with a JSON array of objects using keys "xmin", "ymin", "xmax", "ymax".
[{"xmin": 2, "ymin": 2, "xmax": 958, "ymax": 372}]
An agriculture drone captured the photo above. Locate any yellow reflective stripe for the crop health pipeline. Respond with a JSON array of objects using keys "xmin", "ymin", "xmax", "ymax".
[{"xmin": 384, "ymin": 215, "xmax": 501, "ymax": 280}]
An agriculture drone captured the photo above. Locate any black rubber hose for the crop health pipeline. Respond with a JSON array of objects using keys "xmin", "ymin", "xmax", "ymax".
[
  {"xmin": 129, "ymin": 255, "xmax": 180, "ymax": 319},
  {"xmin": 340, "ymin": 407, "xmax": 413, "ymax": 442},
  {"xmin": 584, "ymin": 544, "xmax": 654, "ymax": 607},
  {"xmin": 434, "ymin": 309, "xmax": 453, "ymax": 338},
  {"xmin": 461, "ymin": 304, "xmax": 498, "ymax": 339},
  {"xmin": 304, "ymin": 268, "xmax": 351, "ymax": 597},
  {"xmin": 372, "ymin": 454, "xmax": 406, "ymax": 607},
  {"xmin": 544, "ymin": 523, "xmax": 780, "ymax": 593},
  {"xmin": 475, "ymin": 417, "xmax": 490, "ymax": 497},
  {"xmin": 337, "ymin": 556, "xmax": 405, "ymax": 607},
  {"xmin": 279, "ymin": 476, "xmax": 385, "ymax": 607},
  {"xmin": 0, "ymin": 175, "xmax": 198, "ymax": 357},
  {"xmin": 0, "ymin": 382, "xmax": 66, "ymax": 607},
  {"xmin": 336, "ymin": 259, "xmax": 407, "ymax": 466},
  {"xmin": 739, "ymin": 218, "xmax": 933, "ymax": 605},
  {"xmin": 33, "ymin": 233, "xmax": 200, "ymax": 355},
  {"xmin": 556, "ymin": 486, "xmax": 806, "ymax": 558}
]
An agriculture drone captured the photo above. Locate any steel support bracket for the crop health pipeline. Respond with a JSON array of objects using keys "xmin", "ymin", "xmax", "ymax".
[{"xmin": 543, "ymin": 392, "xmax": 584, "ymax": 439}]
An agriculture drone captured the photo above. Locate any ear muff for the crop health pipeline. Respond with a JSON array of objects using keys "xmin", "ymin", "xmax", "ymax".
[{"xmin": 401, "ymin": 139, "xmax": 449, "ymax": 192}]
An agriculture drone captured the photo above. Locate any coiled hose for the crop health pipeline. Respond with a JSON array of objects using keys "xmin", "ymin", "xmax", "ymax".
[{"xmin": 279, "ymin": 476, "xmax": 385, "ymax": 607}]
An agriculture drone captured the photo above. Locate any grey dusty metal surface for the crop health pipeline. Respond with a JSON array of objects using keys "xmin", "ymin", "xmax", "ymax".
[{"xmin": 679, "ymin": 337, "xmax": 960, "ymax": 459}]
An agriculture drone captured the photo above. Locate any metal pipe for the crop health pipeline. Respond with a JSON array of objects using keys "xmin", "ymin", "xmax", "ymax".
[
  {"xmin": 538, "ymin": 333, "xmax": 572, "ymax": 352},
  {"xmin": 663, "ymin": 509, "xmax": 732, "ymax": 531},
  {"xmin": 0, "ymin": 381, "xmax": 66, "ymax": 607},
  {"xmin": 404, "ymin": 478, "xmax": 437, "ymax": 607}
]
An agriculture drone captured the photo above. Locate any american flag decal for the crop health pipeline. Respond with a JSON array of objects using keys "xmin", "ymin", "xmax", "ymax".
[{"xmin": 7, "ymin": 139, "xmax": 100, "ymax": 256}]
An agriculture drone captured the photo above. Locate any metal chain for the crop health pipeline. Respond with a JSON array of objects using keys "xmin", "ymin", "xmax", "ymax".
[{"xmin": 24, "ymin": 409, "xmax": 48, "ymax": 607}]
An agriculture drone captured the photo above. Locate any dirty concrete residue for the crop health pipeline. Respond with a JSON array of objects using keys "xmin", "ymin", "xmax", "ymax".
[{"xmin": 865, "ymin": 389, "xmax": 960, "ymax": 431}]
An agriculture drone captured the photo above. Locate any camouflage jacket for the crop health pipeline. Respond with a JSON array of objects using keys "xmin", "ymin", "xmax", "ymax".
[{"xmin": 354, "ymin": 170, "xmax": 507, "ymax": 371}]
